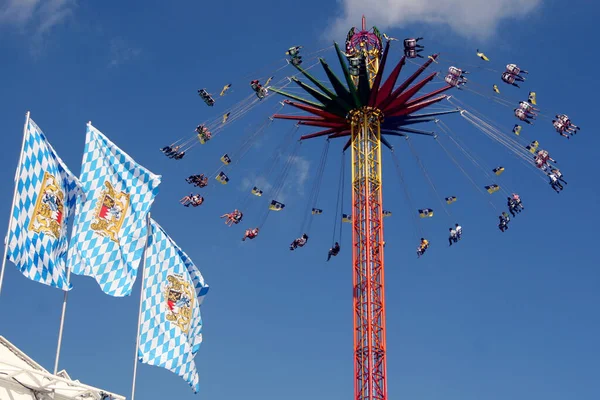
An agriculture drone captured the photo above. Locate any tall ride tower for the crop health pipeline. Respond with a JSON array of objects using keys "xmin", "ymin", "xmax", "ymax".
[
  {"xmin": 271, "ymin": 16, "xmax": 458, "ymax": 400},
  {"xmin": 345, "ymin": 17, "xmax": 388, "ymax": 400}
]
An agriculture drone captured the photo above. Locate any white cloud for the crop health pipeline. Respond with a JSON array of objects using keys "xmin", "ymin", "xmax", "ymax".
[
  {"xmin": 239, "ymin": 155, "xmax": 310, "ymax": 203},
  {"xmin": 109, "ymin": 37, "xmax": 142, "ymax": 67},
  {"xmin": 278, "ymin": 155, "xmax": 311, "ymax": 202},
  {"xmin": 328, "ymin": 0, "xmax": 542, "ymax": 41},
  {"xmin": 290, "ymin": 156, "xmax": 310, "ymax": 189},
  {"xmin": 240, "ymin": 175, "xmax": 274, "ymax": 194},
  {"xmin": 0, "ymin": 0, "xmax": 77, "ymax": 35}
]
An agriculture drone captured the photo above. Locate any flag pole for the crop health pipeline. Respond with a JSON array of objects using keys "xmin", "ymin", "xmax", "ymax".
[
  {"xmin": 0, "ymin": 111, "xmax": 31, "ymax": 296},
  {"xmin": 53, "ymin": 262, "xmax": 71, "ymax": 375},
  {"xmin": 131, "ymin": 212, "xmax": 151, "ymax": 400},
  {"xmin": 53, "ymin": 120, "xmax": 92, "ymax": 373}
]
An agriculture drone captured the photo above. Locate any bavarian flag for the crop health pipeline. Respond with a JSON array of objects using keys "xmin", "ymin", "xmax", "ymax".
[
  {"xmin": 138, "ymin": 218, "xmax": 209, "ymax": 393},
  {"xmin": 6, "ymin": 115, "xmax": 82, "ymax": 291},
  {"xmin": 68, "ymin": 123, "xmax": 161, "ymax": 297},
  {"xmin": 269, "ymin": 200, "xmax": 285, "ymax": 211}
]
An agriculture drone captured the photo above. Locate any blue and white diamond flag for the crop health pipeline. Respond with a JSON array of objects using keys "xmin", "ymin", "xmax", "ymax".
[
  {"xmin": 68, "ymin": 123, "xmax": 161, "ymax": 296},
  {"xmin": 6, "ymin": 116, "xmax": 82, "ymax": 290},
  {"xmin": 138, "ymin": 218, "xmax": 209, "ymax": 393}
]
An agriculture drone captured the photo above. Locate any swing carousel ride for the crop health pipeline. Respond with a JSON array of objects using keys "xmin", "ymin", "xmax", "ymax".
[{"xmin": 160, "ymin": 16, "xmax": 580, "ymax": 400}]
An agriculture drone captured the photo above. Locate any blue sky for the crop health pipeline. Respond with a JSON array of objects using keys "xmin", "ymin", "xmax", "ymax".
[{"xmin": 1, "ymin": 0, "xmax": 599, "ymax": 399}]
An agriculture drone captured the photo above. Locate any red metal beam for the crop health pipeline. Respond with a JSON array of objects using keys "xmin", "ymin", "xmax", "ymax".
[
  {"xmin": 298, "ymin": 120, "xmax": 348, "ymax": 128},
  {"xmin": 352, "ymin": 111, "xmax": 387, "ymax": 400},
  {"xmin": 299, "ymin": 128, "xmax": 342, "ymax": 140},
  {"xmin": 378, "ymin": 54, "xmax": 438, "ymax": 111},
  {"xmin": 368, "ymin": 41, "xmax": 391, "ymax": 107},
  {"xmin": 272, "ymin": 114, "xmax": 328, "ymax": 122},
  {"xmin": 328, "ymin": 130, "xmax": 351, "ymax": 139},
  {"xmin": 382, "ymin": 72, "xmax": 437, "ymax": 113},
  {"xmin": 375, "ymin": 56, "xmax": 406, "ymax": 108},
  {"xmin": 283, "ymin": 100, "xmax": 346, "ymax": 121},
  {"xmin": 403, "ymin": 85, "xmax": 453, "ymax": 108},
  {"xmin": 388, "ymin": 95, "xmax": 448, "ymax": 117}
]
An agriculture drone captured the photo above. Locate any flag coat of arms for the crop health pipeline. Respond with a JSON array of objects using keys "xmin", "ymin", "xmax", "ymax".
[
  {"xmin": 7, "ymin": 116, "xmax": 81, "ymax": 290},
  {"xmin": 68, "ymin": 123, "xmax": 161, "ymax": 296},
  {"xmin": 138, "ymin": 219, "xmax": 209, "ymax": 393}
]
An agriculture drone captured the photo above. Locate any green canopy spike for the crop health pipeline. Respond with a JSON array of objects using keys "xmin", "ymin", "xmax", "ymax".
[
  {"xmin": 290, "ymin": 78, "xmax": 347, "ymax": 117},
  {"xmin": 320, "ymin": 59, "xmax": 354, "ymax": 106},
  {"xmin": 334, "ymin": 42, "xmax": 362, "ymax": 107},
  {"xmin": 269, "ymin": 86, "xmax": 326, "ymax": 109},
  {"xmin": 357, "ymin": 56, "xmax": 371, "ymax": 105},
  {"xmin": 291, "ymin": 63, "xmax": 352, "ymax": 111},
  {"xmin": 290, "ymin": 77, "xmax": 331, "ymax": 102}
]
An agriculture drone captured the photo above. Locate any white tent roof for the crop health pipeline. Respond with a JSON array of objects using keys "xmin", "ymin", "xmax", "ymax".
[{"xmin": 0, "ymin": 336, "xmax": 125, "ymax": 400}]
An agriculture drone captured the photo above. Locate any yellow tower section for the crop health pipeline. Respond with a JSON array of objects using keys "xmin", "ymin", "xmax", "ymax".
[{"xmin": 351, "ymin": 43, "xmax": 380, "ymax": 87}]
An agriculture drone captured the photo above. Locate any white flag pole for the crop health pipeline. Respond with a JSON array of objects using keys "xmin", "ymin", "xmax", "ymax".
[
  {"xmin": 53, "ymin": 120, "xmax": 91, "ymax": 373},
  {"xmin": 131, "ymin": 212, "xmax": 152, "ymax": 400},
  {"xmin": 54, "ymin": 121, "xmax": 92, "ymax": 375},
  {"xmin": 53, "ymin": 265, "xmax": 71, "ymax": 374},
  {"xmin": 0, "ymin": 111, "xmax": 31, "ymax": 296},
  {"xmin": 53, "ymin": 272, "xmax": 70, "ymax": 374}
]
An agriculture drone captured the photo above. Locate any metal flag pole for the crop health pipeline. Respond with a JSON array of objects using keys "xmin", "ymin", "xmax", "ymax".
[
  {"xmin": 131, "ymin": 212, "xmax": 152, "ymax": 400},
  {"xmin": 53, "ymin": 119, "xmax": 91, "ymax": 373},
  {"xmin": 0, "ymin": 111, "xmax": 31, "ymax": 296},
  {"xmin": 53, "ymin": 263, "xmax": 71, "ymax": 374}
]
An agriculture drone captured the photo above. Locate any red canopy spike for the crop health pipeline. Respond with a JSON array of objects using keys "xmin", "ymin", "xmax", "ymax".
[
  {"xmin": 284, "ymin": 100, "xmax": 346, "ymax": 121},
  {"xmin": 328, "ymin": 130, "xmax": 351, "ymax": 139},
  {"xmin": 403, "ymin": 85, "xmax": 454, "ymax": 108},
  {"xmin": 272, "ymin": 114, "xmax": 329, "ymax": 122},
  {"xmin": 299, "ymin": 120, "xmax": 348, "ymax": 128},
  {"xmin": 300, "ymin": 128, "xmax": 342, "ymax": 140},
  {"xmin": 368, "ymin": 41, "xmax": 391, "ymax": 107},
  {"xmin": 378, "ymin": 54, "xmax": 439, "ymax": 111},
  {"xmin": 383, "ymin": 72, "xmax": 438, "ymax": 114},
  {"xmin": 388, "ymin": 95, "xmax": 448, "ymax": 117},
  {"xmin": 376, "ymin": 56, "xmax": 406, "ymax": 107}
]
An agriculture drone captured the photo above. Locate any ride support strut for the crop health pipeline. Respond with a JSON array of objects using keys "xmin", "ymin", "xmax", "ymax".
[{"xmin": 351, "ymin": 107, "xmax": 388, "ymax": 400}]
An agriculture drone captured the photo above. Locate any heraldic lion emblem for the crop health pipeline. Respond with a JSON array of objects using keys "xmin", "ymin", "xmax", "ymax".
[
  {"xmin": 29, "ymin": 171, "xmax": 65, "ymax": 239},
  {"xmin": 163, "ymin": 274, "xmax": 195, "ymax": 334},
  {"xmin": 90, "ymin": 181, "xmax": 130, "ymax": 242}
]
